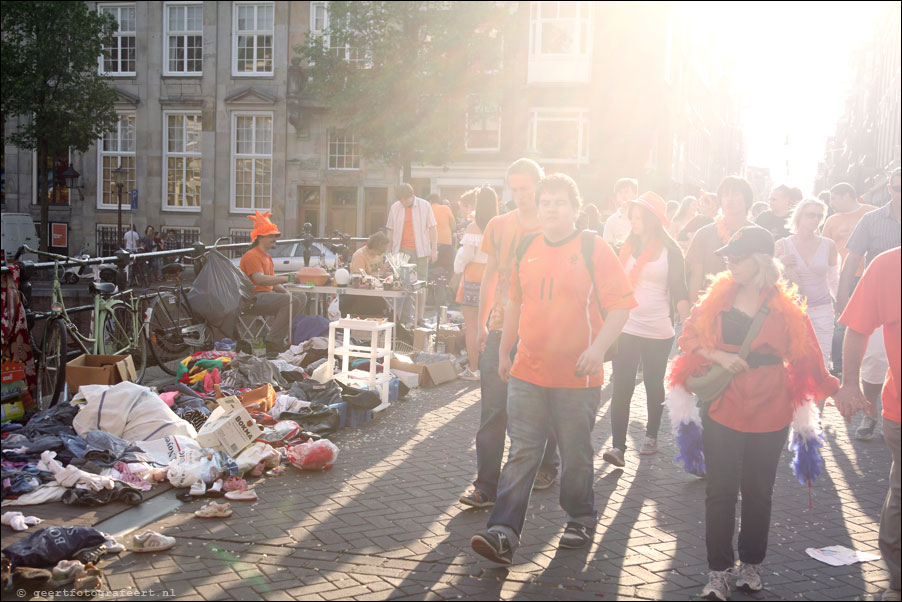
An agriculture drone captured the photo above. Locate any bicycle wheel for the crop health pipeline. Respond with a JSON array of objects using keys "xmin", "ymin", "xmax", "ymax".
[
  {"xmin": 37, "ymin": 317, "xmax": 67, "ymax": 410},
  {"xmin": 101, "ymin": 305, "xmax": 147, "ymax": 383},
  {"xmin": 146, "ymin": 292, "xmax": 194, "ymax": 375}
]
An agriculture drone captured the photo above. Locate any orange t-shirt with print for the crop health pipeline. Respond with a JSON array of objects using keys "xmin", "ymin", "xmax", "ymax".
[
  {"xmin": 480, "ymin": 211, "xmax": 541, "ymax": 331},
  {"xmin": 840, "ymin": 248, "xmax": 901, "ymax": 422},
  {"xmin": 432, "ymin": 203, "xmax": 456, "ymax": 246},
  {"xmin": 509, "ymin": 231, "xmax": 637, "ymax": 389},
  {"xmin": 822, "ymin": 204, "xmax": 875, "ymax": 277},
  {"xmin": 239, "ymin": 245, "xmax": 275, "ymax": 294},
  {"xmin": 400, "ymin": 207, "xmax": 416, "ymax": 251}
]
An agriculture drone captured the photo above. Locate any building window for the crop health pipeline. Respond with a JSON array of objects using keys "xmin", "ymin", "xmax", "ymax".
[
  {"xmin": 328, "ymin": 130, "xmax": 360, "ymax": 170},
  {"xmin": 231, "ymin": 113, "xmax": 272, "ymax": 212},
  {"xmin": 164, "ymin": 2, "xmax": 203, "ymax": 75},
  {"xmin": 299, "ymin": 186, "xmax": 321, "ymax": 235},
  {"xmin": 233, "ymin": 2, "xmax": 274, "ymax": 75},
  {"xmin": 99, "ymin": 4, "xmax": 137, "ymax": 75},
  {"xmin": 529, "ymin": 1, "xmax": 590, "ymax": 56},
  {"xmin": 97, "ymin": 113, "xmax": 136, "ymax": 209},
  {"xmin": 96, "ymin": 224, "xmax": 122, "ymax": 257},
  {"xmin": 164, "ymin": 113, "xmax": 202, "ymax": 211},
  {"xmin": 161, "ymin": 226, "xmax": 200, "ymax": 247},
  {"xmin": 229, "ymin": 228, "xmax": 252, "ymax": 257},
  {"xmin": 466, "ymin": 96, "xmax": 501, "ymax": 152},
  {"xmin": 527, "ymin": 109, "xmax": 589, "ymax": 164},
  {"xmin": 32, "ymin": 149, "xmax": 71, "ymax": 206},
  {"xmin": 310, "ymin": 2, "xmax": 327, "ymax": 35}
]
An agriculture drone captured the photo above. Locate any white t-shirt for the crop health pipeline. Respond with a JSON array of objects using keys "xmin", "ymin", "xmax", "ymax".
[
  {"xmin": 124, "ymin": 230, "xmax": 140, "ymax": 251},
  {"xmin": 603, "ymin": 209, "xmax": 631, "ymax": 246},
  {"xmin": 621, "ymin": 250, "xmax": 674, "ymax": 339}
]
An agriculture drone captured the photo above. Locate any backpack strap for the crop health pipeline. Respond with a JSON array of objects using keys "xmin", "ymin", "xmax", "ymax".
[{"xmin": 514, "ymin": 232, "xmax": 542, "ymax": 274}]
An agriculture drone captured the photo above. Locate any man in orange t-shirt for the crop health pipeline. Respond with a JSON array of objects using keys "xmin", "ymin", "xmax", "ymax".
[
  {"xmin": 458, "ymin": 158, "xmax": 561, "ymax": 511},
  {"xmin": 836, "ymin": 247, "xmax": 901, "ymax": 600},
  {"xmin": 239, "ymin": 211, "xmax": 307, "ymax": 353},
  {"xmin": 470, "ymin": 174, "xmax": 635, "ymax": 564}
]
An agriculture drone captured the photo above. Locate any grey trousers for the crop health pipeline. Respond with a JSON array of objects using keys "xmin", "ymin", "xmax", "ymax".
[
  {"xmin": 881, "ymin": 418, "xmax": 901, "ymax": 591},
  {"xmin": 246, "ymin": 291, "xmax": 307, "ymax": 344}
]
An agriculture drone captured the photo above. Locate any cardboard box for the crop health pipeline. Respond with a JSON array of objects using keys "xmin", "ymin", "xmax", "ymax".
[
  {"xmin": 392, "ymin": 354, "xmax": 457, "ymax": 387},
  {"xmin": 66, "ymin": 354, "xmax": 137, "ymax": 395},
  {"xmin": 196, "ymin": 395, "xmax": 263, "ymax": 456},
  {"xmin": 413, "ymin": 328, "xmax": 434, "ymax": 351},
  {"xmin": 391, "ymin": 369, "xmax": 420, "ymax": 388},
  {"xmin": 236, "ymin": 383, "xmax": 276, "ymax": 412},
  {"xmin": 436, "ymin": 328, "xmax": 465, "ymax": 355}
]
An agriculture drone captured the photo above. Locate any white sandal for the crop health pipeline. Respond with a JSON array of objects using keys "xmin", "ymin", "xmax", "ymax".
[
  {"xmin": 224, "ymin": 489, "xmax": 258, "ymax": 502},
  {"xmin": 194, "ymin": 502, "xmax": 232, "ymax": 518}
]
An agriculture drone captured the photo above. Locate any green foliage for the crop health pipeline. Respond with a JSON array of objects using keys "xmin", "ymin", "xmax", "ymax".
[
  {"xmin": 294, "ymin": 1, "xmax": 510, "ymax": 175},
  {"xmin": 1, "ymin": 0, "xmax": 119, "ymax": 154}
]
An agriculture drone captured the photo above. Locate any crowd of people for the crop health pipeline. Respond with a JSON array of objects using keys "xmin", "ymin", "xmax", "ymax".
[{"xmin": 437, "ymin": 159, "xmax": 899, "ymax": 602}]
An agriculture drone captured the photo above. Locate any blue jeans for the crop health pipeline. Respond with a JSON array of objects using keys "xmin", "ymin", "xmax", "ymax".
[
  {"xmin": 488, "ymin": 377, "xmax": 600, "ymax": 548},
  {"xmin": 474, "ymin": 331, "xmax": 558, "ymax": 499}
]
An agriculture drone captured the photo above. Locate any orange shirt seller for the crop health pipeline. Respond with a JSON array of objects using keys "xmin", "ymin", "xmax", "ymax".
[{"xmin": 238, "ymin": 211, "xmax": 304, "ymax": 350}]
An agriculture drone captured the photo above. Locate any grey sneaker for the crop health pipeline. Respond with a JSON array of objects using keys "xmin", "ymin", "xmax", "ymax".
[
  {"xmin": 559, "ymin": 521, "xmax": 595, "ymax": 549},
  {"xmin": 602, "ymin": 447, "xmax": 626, "ymax": 467},
  {"xmin": 532, "ymin": 471, "xmax": 556, "ymax": 490},
  {"xmin": 701, "ymin": 569, "xmax": 732, "ymax": 601},
  {"xmin": 470, "ymin": 531, "xmax": 513, "ymax": 565},
  {"xmin": 732, "ymin": 562, "xmax": 762, "ymax": 592},
  {"xmin": 856, "ymin": 415, "xmax": 878, "ymax": 440},
  {"xmin": 459, "ymin": 489, "xmax": 494, "ymax": 508},
  {"xmin": 639, "ymin": 437, "xmax": 658, "ymax": 455}
]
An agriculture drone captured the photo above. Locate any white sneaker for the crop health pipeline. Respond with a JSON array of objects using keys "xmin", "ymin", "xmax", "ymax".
[
  {"xmin": 459, "ymin": 368, "xmax": 480, "ymax": 381},
  {"xmin": 732, "ymin": 562, "xmax": 762, "ymax": 592},
  {"xmin": 189, "ymin": 480, "xmax": 206, "ymax": 496},
  {"xmin": 701, "ymin": 569, "xmax": 732, "ymax": 601},
  {"xmin": 639, "ymin": 437, "xmax": 658, "ymax": 455}
]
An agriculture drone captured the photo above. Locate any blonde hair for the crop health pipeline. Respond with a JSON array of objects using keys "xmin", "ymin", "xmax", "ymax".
[
  {"xmin": 790, "ymin": 198, "xmax": 828, "ymax": 234},
  {"xmin": 748, "ymin": 252, "xmax": 782, "ymax": 292}
]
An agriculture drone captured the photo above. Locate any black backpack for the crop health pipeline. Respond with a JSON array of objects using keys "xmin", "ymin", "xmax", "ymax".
[{"xmin": 515, "ymin": 230, "xmax": 618, "ymax": 362}]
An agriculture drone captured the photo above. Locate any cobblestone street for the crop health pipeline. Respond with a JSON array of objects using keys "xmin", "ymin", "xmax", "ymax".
[{"xmin": 7, "ymin": 371, "xmax": 893, "ymax": 601}]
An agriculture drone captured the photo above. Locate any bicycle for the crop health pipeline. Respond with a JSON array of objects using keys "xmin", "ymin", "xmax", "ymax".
[
  {"xmin": 23, "ymin": 246, "xmax": 148, "ymax": 409},
  {"xmin": 144, "ymin": 239, "xmax": 231, "ymax": 375}
]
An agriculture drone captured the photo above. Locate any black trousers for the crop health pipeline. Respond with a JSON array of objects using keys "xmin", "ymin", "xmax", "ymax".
[
  {"xmin": 703, "ymin": 413, "xmax": 789, "ymax": 571},
  {"xmin": 610, "ymin": 332, "xmax": 673, "ymax": 451}
]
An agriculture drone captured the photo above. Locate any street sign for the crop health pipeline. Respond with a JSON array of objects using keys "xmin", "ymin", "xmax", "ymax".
[{"xmin": 130, "ymin": 189, "xmax": 138, "ymax": 210}]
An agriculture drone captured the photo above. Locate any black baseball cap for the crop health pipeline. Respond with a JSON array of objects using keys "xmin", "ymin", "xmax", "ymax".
[{"xmin": 714, "ymin": 225, "xmax": 775, "ymax": 257}]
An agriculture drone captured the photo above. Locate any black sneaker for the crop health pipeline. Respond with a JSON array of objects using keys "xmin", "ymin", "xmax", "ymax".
[
  {"xmin": 470, "ymin": 531, "xmax": 513, "ymax": 565},
  {"xmin": 559, "ymin": 521, "xmax": 595, "ymax": 549}
]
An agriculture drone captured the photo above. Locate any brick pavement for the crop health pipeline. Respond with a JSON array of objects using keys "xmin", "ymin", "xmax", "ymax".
[{"xmin": 7, "ymin": 375, "xmax": 893, "ymax": 601}]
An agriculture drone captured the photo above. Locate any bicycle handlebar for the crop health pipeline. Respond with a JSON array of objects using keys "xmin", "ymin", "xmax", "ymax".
[{"xmin": 21, "ymin": 245, "xmax": 91, "ymax": 265}]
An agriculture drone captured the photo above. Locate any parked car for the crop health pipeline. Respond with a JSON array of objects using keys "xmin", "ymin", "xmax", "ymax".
[
  {"xmin": 230, "ymin": 242, "xmax": 338, "ymax": 275},
  {"xmin": 1, "ymin": 213, "xmax": 39, "ymax": 262}
]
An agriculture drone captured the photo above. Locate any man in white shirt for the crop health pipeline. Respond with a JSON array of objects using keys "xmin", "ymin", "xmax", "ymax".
[
  {"xmin": 602, "ymin": 177, "xmax": 639, "ymax": 247},
  {"xmin": 387, "ymin": 183, "xmax": 438, "ymax": 281},
  {"xmin": 123, "ymin": 225, "xmax": 140, "ymax": 252}
]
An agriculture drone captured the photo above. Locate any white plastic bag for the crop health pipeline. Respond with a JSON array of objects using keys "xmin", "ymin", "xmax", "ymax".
[
  {"xmin": 327, "ymin": 295, "xmax": 341, "ymax": 321},
  {"xmin": 135, "ymin": 436, "xmax": 202, "ymax": 466},
  {"xmin": 234, "ymin": 442, "xmax": 281, "ymax": 474},
  {"xmin": 74, "ymin": 382, "xmax": 197, "ymax": 441}
]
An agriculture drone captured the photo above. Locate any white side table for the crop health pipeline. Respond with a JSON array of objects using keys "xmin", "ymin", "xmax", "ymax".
[{"xmin": 327, "ymin": 318, "xmax": 393, "ymax": 413}]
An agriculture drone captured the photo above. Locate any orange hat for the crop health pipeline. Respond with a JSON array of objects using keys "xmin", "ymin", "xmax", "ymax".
[
  {"xmin": 627, "ymin": 191, "xmax": 670, "ymax": 228},
  {"xmin": 248, "ymin": 210, "xmax": 281, "ymax": 240}
]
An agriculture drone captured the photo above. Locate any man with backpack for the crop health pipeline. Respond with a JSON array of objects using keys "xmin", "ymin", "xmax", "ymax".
[{"xmin": 470, "ymin": 173, "xmax": 635, "ymax": 564}]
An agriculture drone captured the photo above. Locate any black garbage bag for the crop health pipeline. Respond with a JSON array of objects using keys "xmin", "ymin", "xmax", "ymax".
[
  {"xmin": 185, "ymin": 249, "xmax": 254, "ymax": 336},
  {"xmin": 2, "ymin": 526, "xmax": 107, "ymax": 569},
  {"xmin": 289, "ymin": 379, "xmax": 342, "ymax": 407},
  {"xmin": 336, "ymin": 380, "xmax": 382, "ymax": 411},
  {"xmin": 280, "ymin": 403, "xmax": 340, "ymax": 437}
]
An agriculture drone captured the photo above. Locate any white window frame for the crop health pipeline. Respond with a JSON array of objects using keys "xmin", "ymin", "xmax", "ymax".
[
  {"xmin": 465, "ymin": 96, "xmax": 501, "ymax": 153},
  {"xmin": 328, "ymin": 129, "xmax": 360, "ymax": 170},
  {"xmin": 97, "ymin": 112, "xmax": 137, "ymax": 210},
  {"xmin": 31, "ymin": 149, "xmax": 72, "ymax": 206},
  {"xmin": 163, "ymin": 111, "xmax": 203, "ymax": 212},
  {"xmin": 527, "ymin": 108, "xmax": 590, "ymax": 165},
  {"xmin": 232, "ymin": 1, "xmax": 274, "ymax": 77},
  {"xmin": 98, "ymin": 3, "xmax": 137, "ymax": 76},
  {"xmin": 528, "ymin": 1, "xmax": 592, "ymax": 58},
  {"xmin": 310, "ymin": 1, "xmax": 327, "ymax": 36},
  {"xmin": 163, "ymin": 1, "xmax": 203, "ymax": 76},
  {"xmin": 230, "ymin": 111, "xmax": 273, "ymax": 213}
]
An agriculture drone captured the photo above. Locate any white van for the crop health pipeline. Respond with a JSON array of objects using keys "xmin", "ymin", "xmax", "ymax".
[{"xmin": 1, "ymin": 213, "xmax": 39, "ymax": 262}]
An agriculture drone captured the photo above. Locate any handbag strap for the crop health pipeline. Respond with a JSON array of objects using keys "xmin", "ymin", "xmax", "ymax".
[{"xmin": 737, "ymin": 290, "xmax": 773, "ymax": 360}]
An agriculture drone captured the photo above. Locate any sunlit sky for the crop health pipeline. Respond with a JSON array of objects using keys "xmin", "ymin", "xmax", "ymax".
[{"xmin": 680, "ymin": 1, "xmax": 893, "ymax": 193}]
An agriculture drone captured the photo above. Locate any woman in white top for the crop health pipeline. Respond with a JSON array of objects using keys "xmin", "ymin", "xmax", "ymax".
[
  {"xmin": 775, "ymin": 198, "xmax": 839, "ymax": 370},
  {"xmin": 453, "ymin": 186, "xmax": 498, "ymax": 381},
  {"xmin": 603, "ymin": 192, "xmax": 691, "ymax": 466}
]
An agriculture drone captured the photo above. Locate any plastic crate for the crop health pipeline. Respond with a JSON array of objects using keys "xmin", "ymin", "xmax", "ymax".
[{"xmin": 328, "ymin": 402, "xmax": 349, "ymax": 429}]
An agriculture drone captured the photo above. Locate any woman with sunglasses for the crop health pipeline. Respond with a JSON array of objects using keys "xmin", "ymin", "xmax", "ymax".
[{"xmin": 775, "ymin": 198, "xmax": 839, "ymax": 371}]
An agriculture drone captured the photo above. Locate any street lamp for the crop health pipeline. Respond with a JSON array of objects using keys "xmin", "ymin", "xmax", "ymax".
[
  {"xmin": 62, "ymin": 164, "xmax": 84, "ymax": 200},
  {"xmin": 112, "ymin": 164, "xmax": 126, "ymax": 250}
]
